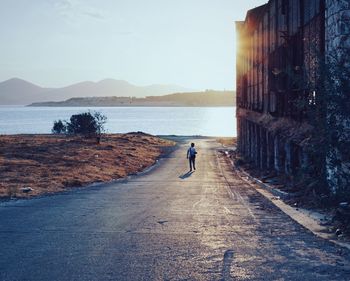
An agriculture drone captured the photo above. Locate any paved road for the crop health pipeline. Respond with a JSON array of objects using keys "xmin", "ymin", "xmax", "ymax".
[{"xmin": 1, "ymin": 138, "xmax": 350, "ymax": 281}]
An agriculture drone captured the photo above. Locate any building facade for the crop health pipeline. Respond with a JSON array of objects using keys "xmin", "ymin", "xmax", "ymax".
[{"xmin": 236, "ymin": 0, "xmax": 350, "ymax": 191}]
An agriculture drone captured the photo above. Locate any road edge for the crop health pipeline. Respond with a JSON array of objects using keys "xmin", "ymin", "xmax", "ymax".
[{"xmin": 221, "ymin": 150, "xmax": 350, "ymax": 251}]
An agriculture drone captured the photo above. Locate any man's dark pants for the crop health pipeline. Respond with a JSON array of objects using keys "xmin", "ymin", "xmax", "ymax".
[{"xmin": 189, "ymin": 156, "xmax": 196, "ymax": 171}]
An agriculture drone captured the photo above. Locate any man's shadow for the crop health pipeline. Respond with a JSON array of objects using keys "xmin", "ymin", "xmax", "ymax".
[{"xmin": 179, "ymin": 171, "xmax": 194, "ymax": 179}]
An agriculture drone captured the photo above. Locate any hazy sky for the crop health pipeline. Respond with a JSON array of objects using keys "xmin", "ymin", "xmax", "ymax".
[{"xmin": 0, "ymin": 0, "xmax": 266, "ymax": 90}]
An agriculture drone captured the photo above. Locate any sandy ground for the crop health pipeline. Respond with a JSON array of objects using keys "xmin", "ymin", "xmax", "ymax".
[{"xmin": 0, "ymin": 133, "xmax": 175, "ymax": 198}]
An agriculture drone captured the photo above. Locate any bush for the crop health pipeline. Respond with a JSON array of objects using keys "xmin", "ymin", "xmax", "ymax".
[
  {"xmin": 52, "ymin": 120, "xmax": 67, "ymax": 134},
  {"xmin": 66, "ymin": 112, "xmax": 96, "ymax": 136},
  {"xmin": 51, "ymin": 111, "xmax": 107, "ymax": 142}
]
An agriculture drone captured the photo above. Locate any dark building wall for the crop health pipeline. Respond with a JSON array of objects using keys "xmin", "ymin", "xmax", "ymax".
[
  {"xmin": 236, "ymin": 0, "xmax": 326, "ymax": 177},
  {"xmin": 237, "ymin": 0, "xmax": 350, "ymax": 193},
  {"xmin": 325, "ymin": 0, "xmax": 350, "ymax": 193}
]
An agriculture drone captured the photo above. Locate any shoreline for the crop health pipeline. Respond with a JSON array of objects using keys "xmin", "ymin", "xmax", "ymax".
[
  {"xmin": 0, "ymin": 104, "xmax": 236, "ymax": 107},
  {"xmin": 27, "ymin": 104, "xmax": 236, "ymax": 108}
]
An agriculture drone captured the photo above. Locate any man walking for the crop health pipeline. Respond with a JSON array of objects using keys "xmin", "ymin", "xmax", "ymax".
[{"xmin": 187, "ymin": 143, "xmax": 197, "ymax": 171}]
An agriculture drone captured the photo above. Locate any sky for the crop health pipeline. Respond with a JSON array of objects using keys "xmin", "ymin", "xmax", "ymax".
[{"xmin": 0, "ymin": 0, "xmax": 267, "ymax": 90}]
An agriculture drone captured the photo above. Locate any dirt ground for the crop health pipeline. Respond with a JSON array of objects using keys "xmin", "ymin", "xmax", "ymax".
[
  {"xmin": 0, "ymin": 133, "xmax": 175, "ymax": 198},
  {"xmin": 216, "ymin": 137, "xmax": 237, "ymax": 147}
]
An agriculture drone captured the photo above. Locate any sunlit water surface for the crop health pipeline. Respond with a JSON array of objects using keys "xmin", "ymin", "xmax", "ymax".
[{"xmin": 0, "ymin": 106, "xmax": 236, "ymax": 137}]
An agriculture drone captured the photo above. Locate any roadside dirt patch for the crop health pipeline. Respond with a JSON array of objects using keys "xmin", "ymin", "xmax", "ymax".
[
  {"xmin": 0, "ymin": 133, "xmax": 175, "ymax": 198},
  {"xmin": 217, "ymin": 137, "xmax": 237, "ymax": 147}
]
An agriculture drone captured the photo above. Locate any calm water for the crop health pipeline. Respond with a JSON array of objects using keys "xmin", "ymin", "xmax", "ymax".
[{"xmin": 0, "ymin": 106, "xmax": 236, "ymax": 137}]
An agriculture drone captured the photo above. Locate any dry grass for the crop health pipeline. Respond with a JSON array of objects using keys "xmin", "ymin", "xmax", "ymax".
[
  {"xmin": 0, "ymin": 133, "xmax": 175, "ymax": 198},
  {"xmin": 216, "ymin": 137, "xmax": 237, "ymax": 147}
]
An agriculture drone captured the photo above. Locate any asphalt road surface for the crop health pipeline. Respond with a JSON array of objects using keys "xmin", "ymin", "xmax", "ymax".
[{"xmin": 1, "ymin": 137, "xmax": 350, "ymax": 281}]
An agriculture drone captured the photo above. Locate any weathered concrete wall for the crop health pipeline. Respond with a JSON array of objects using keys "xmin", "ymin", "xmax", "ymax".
[
  {"xmin": 325, "ymin": 0, "xmax": 350, "ymax": 194},
  {"xmin": 326, "ymin": 0, "xmax": 350, "ymax": 63}
]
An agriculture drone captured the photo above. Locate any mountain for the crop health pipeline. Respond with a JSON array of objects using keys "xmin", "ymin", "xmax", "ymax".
[
  {"xmin": 28, "ymin": 91, "xmax": 236, "ymax": 107},
  {"xmin": 44, "ymin": 79, "xmax": 192, "ymax": 101},
  {"xmin": 0, "ymin": 78, "xmax": 193, "ymax": 105},
  {"xmin": 0, "ymin": 78, "xmax": 52, "ymax": 105}
]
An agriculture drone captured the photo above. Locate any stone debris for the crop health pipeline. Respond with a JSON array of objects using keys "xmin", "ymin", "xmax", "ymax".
[
  {"xmin": 20, "ymin": 187, "xmax": 33, "ymax": 193},
  {"xmin": 336, "ymin": 228, "xmax": 342, "ymax": 236}
]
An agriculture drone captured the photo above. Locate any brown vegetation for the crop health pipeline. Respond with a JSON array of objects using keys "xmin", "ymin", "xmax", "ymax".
[
  {"xmin": 217, "ymin": 137, "xmax": 237, "ymax": 147},
  {"xmin": 0, "ymin": 133, "xmax": 175, "ymax": 198}
]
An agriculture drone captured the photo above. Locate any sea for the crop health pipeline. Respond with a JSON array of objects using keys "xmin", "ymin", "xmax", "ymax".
[{"xmin": 0, "ymin": 106, "xmax": 236, "ymax": 137}]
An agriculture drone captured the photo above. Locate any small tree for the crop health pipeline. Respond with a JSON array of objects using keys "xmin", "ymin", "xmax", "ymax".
[
  {"xmin": 65, "ymin": 111, "xmax": 107, "ymax": 142},
  {"xmin": 52, "ymin": 120, "xmax": 67, "ymax": 134},
  {"xmin": 51, "ymin": 111, "xmax": 107, "ymax": 143},
  {"xmin": 66, "ymin": 112, "xmax": 96, "ymax": 137},
  {"xmin": 93, "ymin": 111, "xmax": 107, "ymax": 144}
]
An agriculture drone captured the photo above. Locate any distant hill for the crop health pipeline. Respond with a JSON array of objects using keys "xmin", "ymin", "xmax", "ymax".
[
  {"xmin": 0, "ymin": 78, "xmax": 52, "ymax": 105},
  {"xmin": 28, "ymin": 91, "xmax": 236, "ymax": 107},
  {"xmin": 0, "ymin": 78, "xmax": 193, "ymax": 105}
]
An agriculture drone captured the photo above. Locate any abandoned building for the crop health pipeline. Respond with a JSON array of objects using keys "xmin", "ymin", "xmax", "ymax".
[{"xmin": 236, "ymin": 0, "xmax": 350, "ymax": 193}]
